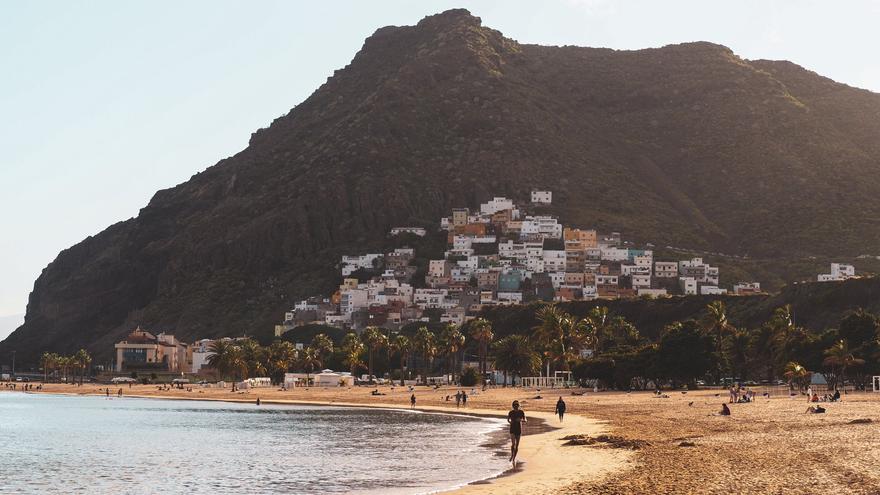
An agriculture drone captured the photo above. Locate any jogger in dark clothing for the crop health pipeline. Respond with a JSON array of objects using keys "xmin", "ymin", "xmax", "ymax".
[{"xmin": 555, "ymin": 397, "xmax": 566, "ymax": 422}]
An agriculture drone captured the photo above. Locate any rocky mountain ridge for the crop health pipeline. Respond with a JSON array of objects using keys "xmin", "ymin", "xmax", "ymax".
[{"xmin": 3, "ymin": 9, "xmax": 880, "ymax": 365}]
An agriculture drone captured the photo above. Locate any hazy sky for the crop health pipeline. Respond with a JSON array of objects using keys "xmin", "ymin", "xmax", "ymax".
[{"xmin": 1, "ymin": 0, "xmax": 878, "ymax": 339}]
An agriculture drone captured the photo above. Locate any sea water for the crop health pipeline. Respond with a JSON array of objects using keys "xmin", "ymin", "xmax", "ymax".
[{"xmin": 0, "ymin": 393, "xmax": 509, "ymax": 494}]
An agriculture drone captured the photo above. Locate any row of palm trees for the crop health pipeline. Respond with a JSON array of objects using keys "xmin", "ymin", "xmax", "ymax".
[{"xmin": 40, "ymin": 350, "xmax": 92, "ymax": 384}]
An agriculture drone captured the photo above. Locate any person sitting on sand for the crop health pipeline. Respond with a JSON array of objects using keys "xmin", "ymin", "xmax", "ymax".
[
  {"xmin": 507, "ymin": 400, "xmax": 527, "ymax": 465},
  {"xmin": 806, "ymin": 405, "xmax": 826, "ymax": 414},
  {"xmin": 811, "ymin": 393, "xmax": 820, "ymax": 403},
  {"xmin": 833, "ymin": 390, "xmax": 841, "ymax": 402},
  {"xmin": 720, "ymin": 403, "xmax": 731, "ymax": 416}
]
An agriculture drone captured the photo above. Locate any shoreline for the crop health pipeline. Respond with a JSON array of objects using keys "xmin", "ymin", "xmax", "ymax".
[{"xmin": 2, "ymin": 384, "xmax": 629, "ymax": 494}]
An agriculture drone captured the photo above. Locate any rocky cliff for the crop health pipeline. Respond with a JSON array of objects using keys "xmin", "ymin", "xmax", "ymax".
[{"xmin": 4, "ymin": 9, "xmax": 880, "ymax": 364}]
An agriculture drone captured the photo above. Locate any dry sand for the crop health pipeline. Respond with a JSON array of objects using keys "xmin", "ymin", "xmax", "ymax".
[{"xmin": 7, "ymin": 383, "xmax": 880, "ymax": 494}]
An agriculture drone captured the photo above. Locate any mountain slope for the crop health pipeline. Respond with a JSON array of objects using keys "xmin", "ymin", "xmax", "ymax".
[{"xmin": 4, "ymin": 9, "xmax": 880, "ymax": 365}]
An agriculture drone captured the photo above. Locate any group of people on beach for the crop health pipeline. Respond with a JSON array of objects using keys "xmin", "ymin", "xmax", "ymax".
[
  {"xmin": 3, "ymin": 382, "xmax": 41, "ymax": 391},
  {"xmin": 104, "ymin": 387, "xmax": 123, "ymax": 398},
  {"xmin": 728, "ymin": 386, "xmax": 756, "ymax": 403},
  {"xmin": 806, "ymin": 387, "xmax": 840, "ymax": 403}
]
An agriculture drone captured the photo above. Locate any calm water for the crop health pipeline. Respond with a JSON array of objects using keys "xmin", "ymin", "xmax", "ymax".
[{"xmin": 0, "ymin": 393, "xmax": 509, "ymax": 494}]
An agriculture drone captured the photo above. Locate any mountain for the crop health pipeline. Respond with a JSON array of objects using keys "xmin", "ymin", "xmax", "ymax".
[{"xmin": 4, "ymin": 9, "xmax": 880, "ymax": 365}]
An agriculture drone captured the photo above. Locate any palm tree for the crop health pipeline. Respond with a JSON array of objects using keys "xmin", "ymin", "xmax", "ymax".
[
  {"xmin": 389, "ymin": 334, "xmax": 411, "ymax": 385},
  {"xmin": 468, "ymin": 318, "xmax": 494, "ymax": 378},
  {"xmin": 783, "ymin": 361, "xmax": 811, "ymax": 392},
  {"xmin": 299, "ymin": 346, "xmax": 322, "ymax": 386},
  {"xmin": 824, "ymin": 340, "xmax": 865, "ymax": 391},
  {"xmin": 267, "ymin": 341, "xmax": 297, "ymax": 384},
  {"xmin": 311, "ymin": 333, "xmax": 334, "ymax": 365},
  {"xmin": 725, "ymin": 329, "xmax": 751, "ymax": 381},
  {"xmin": 412, "ymin": 326, "xmax": 436, "ymax": 385},
  {"xmin": 584, "ymin": 306, "xmax": 610, "ymax": 353},
  {"xmin": 74, "ymin": 349, "xmax": 92, "ymax": 385},
  {"xmin": 41, "ymin": 352, "xmax": 57, "ymax": 383},
  {"xmin": 207, "ymin": 340, "xmax": 234, "ymax": 380},
  {"xmin": 493, "ymin": 335, "xmax": 541, "ymax": 386},
  {"xmin": 240, "ymin": 339, "xmax": 267, "ymax": 378},
  {"xmin": 362, "ymin": 326, "xmax": 387, "ymax": 382},
  {"xmin": 227, "ymin": 344, "xmax": 249, "ymax": 382},
  {"xmin": 704, "ymin": 301, "xmax": 732, "ymax": 351},
  {"xmin": 341, "ymin": 332, "xmax": 365, "ymax": 378},
  {"xmin": 534, "ymin": 305, "xmax": 592, "ymax": 375},
  {"xmin": 440, "ymin": 324, "xmax": 465, "ymax": 383}
]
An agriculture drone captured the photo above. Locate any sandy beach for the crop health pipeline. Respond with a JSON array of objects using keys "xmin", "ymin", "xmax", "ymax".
[{"xmin": 8, "ymin": 383, "xmax": 880, "ymax": 494}]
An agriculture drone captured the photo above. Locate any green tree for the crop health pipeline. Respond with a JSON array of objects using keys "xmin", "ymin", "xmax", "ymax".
[
  {"xmin": 783, "ymin": 361, "xmax": 810, "ymax": 392},
  {"xmin": 362, "ymin": 326, "xmax": 388, "ymax": 382},
  {"xmin": 240, "ymin": 339, "xmax": 267, "ymax": 377},
  {"xmin": 468, "ymin": 318, "xmax": 494, "ymax": 377},
  {"xmin": 838, "ymin": 309, "xmax": 879, "ymax": 352},
  {"xmin": 413, "ymin": 326, "xmax": 436, "ymax": 385},
  {"xmin": 492, "ymin": 335, "xmax": 541, "ymax": 386},
  {"xmin": 267, "ymin": 340, "xmax": 297, "ymax": 384},
  {"xmin": 299, "ymin": 346, "xmax": 322, "ymax": 386},
  {"xmin": 207, "ymin": 339, "xmax": 234, "ymax": 380},
  {"xmin": 703, "ymin": 300, "xmax": 733, "ymax": 380},
  {"xmin": 656, "ymin": 320, "xmax": 716, "ymax": 388},
  {"xmin": 439, "ymin": 324, "xmax": 465, "ymax": 382},
  {"xmin": 311, "ymin": 333, "xmax": 334, "ymax": 366},
  {"xmin": 823, "ymin": 340, "xmax": 865, "ymax": 390},
  {"xmin": 389, "ymin": 334, "xmax": 411, "ymax": 385},
  {"xmin": 341, "ymin": 332, "xmax": 365, "ymax": 377},
  {"xmin": 74, "ymin": 349, "xmax": 92, "ymax": 385}
]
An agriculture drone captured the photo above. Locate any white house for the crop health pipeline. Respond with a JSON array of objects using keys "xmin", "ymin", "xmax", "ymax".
[
  {"xmin": 631, "ymin": 274, "xmax": 652, "ymax": 288},
  {"xmin": 654, "ymin": 261, "xmax": 679, "ymax": 278},
  {"xmin": 733, "ymin": 282, "xmax": 762, "ymax": 295},
  {"xmin": 680, "ymin": 277, "xmax": 697, "ymax": 295},
  {"xmin": 818, "ymin": 263, "xmax": 856, "ymax": 282},
  {"xmin": 341, "ymin": 253, "xmax": 383, "ymax": 276},
  {"xmin": 191, "ymin": 339, "xmax": 214, "ymax": 374},
  {"xmin": 480, "ymin": 197, "xmax": 516, "ymax": 216},
  {"xmin": 700, "ymin": 285, "xmax": 728, "ymax": 295},
  {"xmin": 531, "ymin": 190, "xmax": 552, "ymax": 204},
  {"xmin": 600, "ymin": 247, "xmax": 629, "ymax": 262},
  {"xmin": 542, "ymin": 250, "xmax": 566, "ymax": 272},
  {"xmin": 638, "ymin": 288, "xmax": 668, "ymax": 298},
  {"xmin": 390, "ymin": 227, "xmax": 427, "ymax": 237}
]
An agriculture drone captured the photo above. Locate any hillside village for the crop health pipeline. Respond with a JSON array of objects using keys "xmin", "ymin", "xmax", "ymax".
[{"xmin": 277, "ymin": 192, "xmax": 786, "ymax": 335}]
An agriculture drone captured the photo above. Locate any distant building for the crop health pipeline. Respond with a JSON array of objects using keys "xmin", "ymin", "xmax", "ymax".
[
  {"xmin": 531, "ymin": 190, "xmax": 552, "ymax": 204},
  {"xmin": 818, "ymin": 263, "xmax": 855, "ymax": 282},
  {"xmin": 390, "ymin": 227, "xmax": 427, "ymax": 237},
  {"xmin": 114, "ymin": 328, "xmax": 187, "ymax": 373},
  {"xmin": 733, "ymin": 282, "xmax": 762, "ymax": 295},
  {"xmin": 679, "ymin": 277, "xmax": 697, "ymax": 295},
  {"xmin": 654, "ymin": 261, "xmax": 679, "ymax": 278},
  {"xmin": 699, "ymin": 285, "xmax": 728, "ymax": 295}
]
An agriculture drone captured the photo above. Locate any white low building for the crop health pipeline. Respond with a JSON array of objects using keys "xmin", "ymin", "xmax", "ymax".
[
  {"xmin": 531, "ymin": 190, "xmax": 552, "ymax": 204},
  {"xmin": 818, "ymin": 263, "xmax": 856, "ymax": 282},
  {"xmin": 390, "ymin": 227, "xmax": 427, "ymax": 237}
]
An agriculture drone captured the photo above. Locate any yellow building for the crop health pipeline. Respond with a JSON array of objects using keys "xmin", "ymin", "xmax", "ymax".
[{"xmin": 563, "ymin": 228, "xmax": 597, "ymax": 248}]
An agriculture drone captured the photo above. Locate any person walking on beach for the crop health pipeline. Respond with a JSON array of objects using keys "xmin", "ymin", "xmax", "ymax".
[
  {"xmin": 410, "ymin": 393, "xmax": 416, "ymax": 409},
  {"xmin": 117, "ymin": 388, "xmax": 122, "ymax": 397},
  {"xmin": 555, "ymin": 397, "xmax": 566, "ymax": 422},
  {"xmin": 507, "ymin": 400, "xmax": 526, "ymax": 465},
  {"xmin": 455, "ymin": 390, "xmax": 461, "ymax": 408},
  {"xmin": 461, "ymin": 391, "xmax": 468, "ymax": 407}
]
